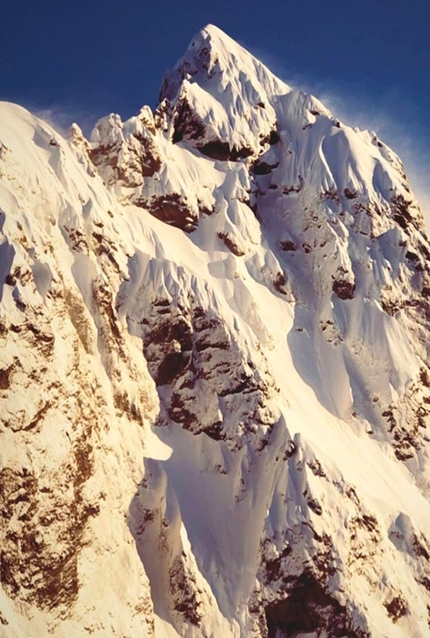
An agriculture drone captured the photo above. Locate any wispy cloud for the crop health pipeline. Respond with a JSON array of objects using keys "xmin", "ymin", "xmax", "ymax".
[{"xmin": 33, "ymin": 104, "xmax": 101, "ymax": 139}]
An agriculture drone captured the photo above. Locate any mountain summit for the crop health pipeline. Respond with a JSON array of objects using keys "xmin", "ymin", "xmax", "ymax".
[{"xmin": 1, "ymin": 25, "xmax": 430, "ymax": 638}]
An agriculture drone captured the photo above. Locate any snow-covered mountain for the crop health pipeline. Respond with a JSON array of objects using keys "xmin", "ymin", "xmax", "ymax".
[{"xmin": 2, "ymin": 23, "xmax": 430, "ymax": 638}]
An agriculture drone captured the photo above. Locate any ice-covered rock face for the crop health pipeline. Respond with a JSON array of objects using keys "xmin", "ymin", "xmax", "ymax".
[{"xmin": 2, "ymin": 24, "xmax": 430, "ymax": 638}]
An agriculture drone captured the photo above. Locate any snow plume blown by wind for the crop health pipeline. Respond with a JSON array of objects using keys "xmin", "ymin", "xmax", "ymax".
[{"xmin": 243, "ymin": 41, "xmax": 430, "ymax": 229}]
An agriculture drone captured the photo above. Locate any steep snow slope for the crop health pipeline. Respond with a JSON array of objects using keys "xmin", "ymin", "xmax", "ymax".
[{"xmin": 2, "ymin": 23, "xmax": 430, "ymax": 638}]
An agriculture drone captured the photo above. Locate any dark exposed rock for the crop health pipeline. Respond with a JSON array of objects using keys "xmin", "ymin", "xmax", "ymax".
[
  {"xmin": 217, "ymin": 231, "xmax": 245, "ymax": 256},
  {"xmin": 204, "ymin": 421, "xmax": 225, "ymax": 441},
  {"xmin": 392, "ymin": 425, "xmax": 420, "ymax": 460},
  {"xmin": 413, "ymin": 534, "xmax": 430, "ymax": 560},
  {"xmin": 197, "ymin": 200, "xmax": 215, "ymax": 217},
  {"xmin": 140, "ymin": 193, "xmax": 198, "ymax": 232},
  {"xmin": 346, "ymin": 510, "xmax": 382, "ymax": 577},
  {"xmin": 20, "ymin": 402, "xmax": 51, "ymax": 433},
  {"xmin": 170, "ymin": 96, "xmax": 255, "ymax": 162},
  {"xmin": 283, "ymin": 441, "xmax": 297, "ymax": 459},
  {"xmin": 92, "ymin": 232, "xmax": 121, "ymax": 272},
  {"xmin": 136, "ymin": 296, "xmax": 276, "ymax": 446},
  {"xmin": 89, "ymin": 126, "xmax": 162, "ymax": 187},
  {"xmin": 333, "ymin": 279, "xmax": 356, "ymax": 300},
  {"xmin": 380, "ymin": 294, "xmax": 404, "ymax": 316},
  {"xmin": 384, "ymin": 595, "xmax": 408, "ymax": 622},
  {"xmin": 0, "ymin": 446, "xmax": 95, "ymax": 611},
  {"xmin": 198, "ymin": 140, "xmax": 253, "ymax": 161},
  {"xmin": 344, "ymin": 188, "xmax": 358, "ymax": 199},
  {"xmin": 169, "ymin": 556, "xmax": 203, "ymax": 627},
  {"xmin": 264, "ymin": 546, "xmax": 292, "ymax": 583},
  {"xmin": 145, "ymin": 315, "xmax": 193, "ymax": 354},
  {"xmin": 353, "ymin": 513, "xmax": 380, "ymax": 536},
  {"xmin": 308, "ymin": 458, "xmax": 327, "ymax": 477},
  {"xmin": 158, "ymin": 351, "xmax": 191, "ymax": 386},
  {"xmin": 252, "ymin": 160, "xmax": 279, "ymax": 176},
  {"xmin": 64, "ymin": 289, "xmax": 93, "ymax": 354},
  {"xmin": 408, "ymin": 299, "xmax": 430, "ymax": 321},
  {"xmin": 382, "ymin": 408, "xmax": 396, "ymax": 432},
  {"xmin": 306, "ymin": 496, "xmax": 323, "ymax": 515},
  {"xmin": 0, "ymin": 364, "xmax": 13, "ymax": 389},
  {"xmin": 132, "ymin": 134, "xmax": 162, "ymax": 178},
  {"xmin": 259, "ymin": 130, "xmax": 280, "ymax": 146},
  {"xmin": 144, "ymin": 313, "xmax": 193, "ymax": 386},
  {"xmin": 172, "ymin": 97, "xmax": 206, "ymax": 145},
  {"xmin": 280, "ymin": 240, "xmax": 297, "ymax": 252},
  {"xmin": 88, "ymin": 144, "xmax": 118, "ymax": 174},
  {"xmin": 391, "ymin": 194, "xmax": 418, "ymax": 230},
  {"xmin": 282, "ymin": 176, "xmax": 304, "ymax": 195},
  {"xmin": 114, "ymin": 391, "xmax": 144, "ymax": 425},
  {"xmin": 63, "ymin": 225, "xmax": 89, "ymax": 254},
  {"xmin": 92, "ymin": 282, "xmax": 122, "ymax": 342},
  {"xmin": 320, "ymin": 187, "xmax": 340, "ymax": 204},
  {"xmin": 418, "ymin": 577, "xmax": 430, "ymax": 592},
  {"xmin": 27, "ymin": 322, "xmax": 55, "ymax": 358},
  {"xmin": 405, "ymin": 251, "xmax": 419, "ymax": 263},
  {"xmin": 265, "ymin": 570, "xmax": 368, "ymax": 638},
  {"xmin": 14, "ymin": 295, "xmax": 27, "ymax": 311},
  {"xmin": 273, "ymin": 272, "xmax": 288, "ymax": 295},
  {"xmin": 418, "ymin": 240, "xmax": 430, "ymax": 260},
  {"xmin": 268, "ymin": 130, "xmax": 280, "ymax": 145},
  {"xmin": 169, "ymin": 555, "xmax": 203, "ymax": 626}
]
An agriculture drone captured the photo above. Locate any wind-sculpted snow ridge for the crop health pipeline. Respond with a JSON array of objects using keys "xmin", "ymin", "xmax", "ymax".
[{"xmin": 1, "ymin": 24, "xmax": 430, "ymax": 638}]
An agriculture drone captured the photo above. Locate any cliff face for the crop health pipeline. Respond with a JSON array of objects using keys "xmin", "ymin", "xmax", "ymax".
[{"xmin": 1, "ymin": 24, "xmax": 430, "ymax": 638}]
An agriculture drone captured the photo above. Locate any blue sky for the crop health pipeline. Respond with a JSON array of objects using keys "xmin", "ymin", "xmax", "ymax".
[{"xmin": 2, "ymin": 0, "xmax": 429, "ymax": 207}]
